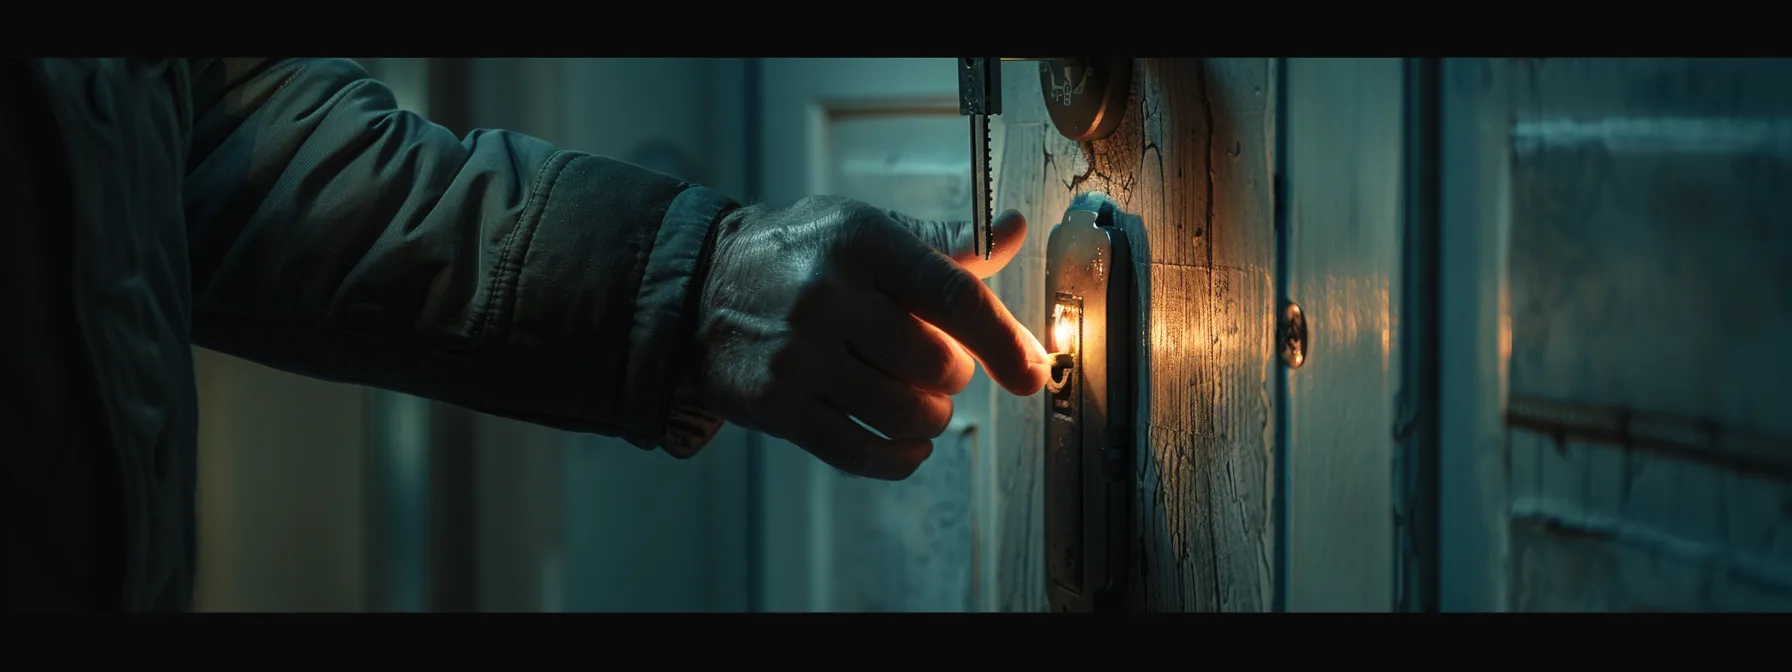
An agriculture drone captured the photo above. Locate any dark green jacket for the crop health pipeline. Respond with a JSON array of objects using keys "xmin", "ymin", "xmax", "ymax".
[{"xmin": 1, "ymin": 57, "xmax": 734, "ymax": 611}]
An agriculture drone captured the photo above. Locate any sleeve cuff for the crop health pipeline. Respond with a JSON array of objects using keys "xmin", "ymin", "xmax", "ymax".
[{"xmin": 618, "ymin": 184, "xmax": 737, "ymax": 451}]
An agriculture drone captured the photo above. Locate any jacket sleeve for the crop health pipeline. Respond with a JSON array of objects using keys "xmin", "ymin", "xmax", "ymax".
[{"xmin": 180, "ymin": 57, "xmax": 734, "ymax": 451}]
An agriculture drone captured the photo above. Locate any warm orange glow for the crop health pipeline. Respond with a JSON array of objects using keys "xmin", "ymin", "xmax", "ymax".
[{"xmin": 1052, "ymin": 303, "xmax": 1077, "ymax": 354}]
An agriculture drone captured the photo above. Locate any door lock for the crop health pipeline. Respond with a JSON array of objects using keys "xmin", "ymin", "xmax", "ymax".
[{"xmin": 1043, "ymin": 192, "xmax": 1137, "ymax": 613}]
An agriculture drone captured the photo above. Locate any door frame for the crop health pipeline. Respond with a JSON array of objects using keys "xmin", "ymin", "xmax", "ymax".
[{"xmin": 1434, "ymin": 58, "xmax": 1514, "ymax": 612}]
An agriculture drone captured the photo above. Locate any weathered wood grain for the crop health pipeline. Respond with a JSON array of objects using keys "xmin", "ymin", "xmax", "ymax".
[{"xmin": 987, "ymin": 59, "xmax": 1277, "ymax": 612}]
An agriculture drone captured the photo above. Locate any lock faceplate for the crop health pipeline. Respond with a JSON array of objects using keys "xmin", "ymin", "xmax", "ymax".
[{"xmin": 1043, "ymin": 194, "xmax": 1136, "ymax": 613}]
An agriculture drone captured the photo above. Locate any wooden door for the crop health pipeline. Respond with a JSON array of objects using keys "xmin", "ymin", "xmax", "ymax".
[
  {"xmin": 983, "ymin": 58, "xmax": 1404, "ymax": 612},
  {"xmin": 1437, "ymin": 57, "xmax": 1792, "ymax": 612},
  {"xmin": 978, "ymin": 59, "xmax": 1282, "ymax": 611},
  {"xmin": 751, "ymin": 58, "xmax": 1422, "ymax": 613}
]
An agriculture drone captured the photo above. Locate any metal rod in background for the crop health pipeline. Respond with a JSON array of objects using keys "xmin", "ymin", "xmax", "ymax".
[
  {"xmin": 422, "ymin": 57, "xmax": 482, "ymax": 613},
  {"xmin": 364, "ymin": 389, "xmax": 432, "ymax": 612},
  {"xmin": 357, "ymin": 57, "xmax": 437, "ymax": 614}
]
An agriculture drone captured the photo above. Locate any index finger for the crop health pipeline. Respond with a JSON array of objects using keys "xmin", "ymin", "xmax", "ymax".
[{"xmin": 865, "ymin": 220, "xmax": 1049, "ymax": 396}]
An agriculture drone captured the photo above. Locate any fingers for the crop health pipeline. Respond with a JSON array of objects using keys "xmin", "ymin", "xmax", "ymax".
[
  {"xmin": 821, "ymin": 349, "xmax": 957, "ymax": 441},
  {"xmin": 886, "ymin": 209, "xmax": 1027, "ymax": 280},
  {"xmin": 845, "ymin": 296, "xmax": 976, "ymax": 396},
  {"xmin": 791, "ymin": 397, "xmax": 935, "ymax": 481},
  {"xmin": 866, "ymin": 226, "xmax": 1050, "ymax": 396}
]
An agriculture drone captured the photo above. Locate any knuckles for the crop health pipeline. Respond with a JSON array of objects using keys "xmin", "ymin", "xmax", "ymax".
[
  {"xmin": 939, "ymin": 358, "xmax": 974, "ymax": 396},
  {"xmin": 881, "ymin": 387, "xmax": 953, "ymax": 440},
  {"xmin": 933, "ymin": 263, "xmax": 985, "ymax": 319},
  {"xmin": 795, "ymin": 194, "xmax": 878, "ymax": 221},
  {"xmin": 807, "ymin": 198, "xmax": 891, "ymax": 249},
  {"xmin": 785, "ymin": 267, "xmax": 840, "ymax": 326},
  {"xmin": 763, "ymin": 338, "xmax": 809, "ymax": 391},
  {"xmin": 913, "ymin": 218, "xmax": 961, "ymax": 257},
  {"xmin": 917, "ymin": 341, "xmax": 973, "ymax": 396},
  {"xmin": 914, "ymin": 393, "xmax": 954, "ymax": 439}
]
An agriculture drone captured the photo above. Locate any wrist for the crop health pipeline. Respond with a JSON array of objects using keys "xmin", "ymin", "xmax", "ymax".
[
  {"xmin": 683, "ymin": 202, "xmax": 742, "ymax": 386},
  {"xmin": 658, "ymin": 198, "xmax": 741, "ymax": 457}
]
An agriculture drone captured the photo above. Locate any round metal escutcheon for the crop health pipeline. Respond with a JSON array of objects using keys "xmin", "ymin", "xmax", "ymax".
[
  {"xmin": 1280, "ymin": 301, "xmax": 1307, "ymax": 369},
  {"xmin": 1038, "ymin": 58, "xmax": 1133, "ymax": 143}
]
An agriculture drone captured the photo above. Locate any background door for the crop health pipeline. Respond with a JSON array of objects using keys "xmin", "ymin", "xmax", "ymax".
[{"xmin": 1434, "ymin": 57, "xmax": 1792, "ymax": 612}]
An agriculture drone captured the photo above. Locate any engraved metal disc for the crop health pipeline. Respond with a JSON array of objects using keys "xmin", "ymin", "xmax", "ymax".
[{"xmin": 1039, "ymin": 59, "xmax": 1134, "ymax": 143}]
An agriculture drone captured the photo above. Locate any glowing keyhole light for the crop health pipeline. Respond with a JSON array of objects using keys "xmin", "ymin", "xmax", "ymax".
[{"xmin": 1052, "ymin": 303, "xmax": 1077, "ymax": 354}]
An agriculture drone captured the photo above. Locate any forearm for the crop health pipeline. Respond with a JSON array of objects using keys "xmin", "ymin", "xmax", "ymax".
[{"xmin": 182, "ymin": 58, "xmax": 736, "ymax": 447}]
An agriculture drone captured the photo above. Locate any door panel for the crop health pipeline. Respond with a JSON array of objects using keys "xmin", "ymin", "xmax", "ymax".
[
  {"xmin": 1281, "ymin": 58, "xmax": 1404, "ymax": 611},
  {"xmin": 1430, "ymin": 58, "xmax": 1792, "ymax": 612},
  {"xmin": 1493, "ymin": 58, "xmax": 1792, "ymax": 611},
  {"xmin": 828, "ymin": 113, "xmax": 974, "ymax": 223}
]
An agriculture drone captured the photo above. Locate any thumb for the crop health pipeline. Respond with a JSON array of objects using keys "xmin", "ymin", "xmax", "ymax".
[{"xmin": 886, "ymin": 209, "xmax": 1028, "ymax": 280}]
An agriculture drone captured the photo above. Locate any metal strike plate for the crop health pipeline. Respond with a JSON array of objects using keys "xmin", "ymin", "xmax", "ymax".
[{"xmin": 1043, "ymin": 192, "xmax": 1136, "ymax": 613}]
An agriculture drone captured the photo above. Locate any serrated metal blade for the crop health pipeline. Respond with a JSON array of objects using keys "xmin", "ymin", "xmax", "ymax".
[{"xmin": 971, "ymin": 113, "xmax": 993, "ymax": 260}]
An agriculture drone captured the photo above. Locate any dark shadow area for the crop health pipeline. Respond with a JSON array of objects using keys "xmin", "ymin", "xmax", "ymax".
[{"xmin": 1108, "ymin": 196, "xmax": 1153, "ymax": 612}]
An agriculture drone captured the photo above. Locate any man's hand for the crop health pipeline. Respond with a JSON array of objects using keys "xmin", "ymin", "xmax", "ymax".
[{"xmin": 691, "ymin": 196, "xmax": 1049, "ymax": 480}]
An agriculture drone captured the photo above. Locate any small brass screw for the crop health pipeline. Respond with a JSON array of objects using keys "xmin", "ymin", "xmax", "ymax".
[{"xmin": 1280, "ymin": 301, "xmax": 1307, "ymax": 369}]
